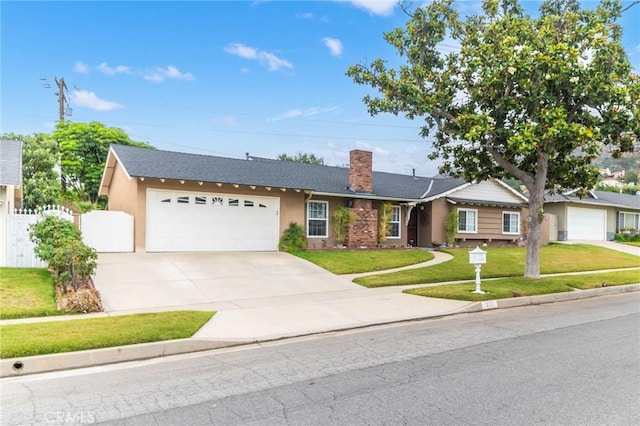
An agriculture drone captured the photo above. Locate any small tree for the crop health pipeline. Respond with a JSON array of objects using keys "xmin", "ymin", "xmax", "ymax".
[
  {"xmin": 378, "ymin": 202, "xmax": 393, "ymax": 243},
  {"xmin": 332, "ymin": 206, "xmax": 356, "ymax": 246},
  {"xmin": 445, "ymin": 209, "xmax": 459, "ymax": 247}
]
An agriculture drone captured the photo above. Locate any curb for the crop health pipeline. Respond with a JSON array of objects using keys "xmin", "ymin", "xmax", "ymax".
[
  {"xmin": 2, "ymin": 284, "xmax": 639, "ymax": 379},
  {"xmin": 1, "ymin": 339, "xmax": 245, "ymax": 378}
]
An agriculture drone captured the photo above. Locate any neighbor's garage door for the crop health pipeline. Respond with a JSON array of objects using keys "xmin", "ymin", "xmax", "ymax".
[
  {"xmin": 146, "ymin": 189, "xmax": 279, "ymax": 252},
  {"xmin": 567, "ymin": 206, "xmax": 606, "ymax": 241}
]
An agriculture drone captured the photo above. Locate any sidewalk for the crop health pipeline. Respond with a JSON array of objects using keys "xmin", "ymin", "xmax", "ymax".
[{"xmin": 2, "ymin": 244, "xmax": 639, "ymax": 378}]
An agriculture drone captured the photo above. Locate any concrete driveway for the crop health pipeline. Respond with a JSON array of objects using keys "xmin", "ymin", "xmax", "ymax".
[{"xmin": 93, "ymin": 251, "xmax": 363, "ymax": 312}]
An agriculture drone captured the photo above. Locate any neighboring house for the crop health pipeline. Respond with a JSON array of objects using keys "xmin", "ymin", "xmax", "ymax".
[
  {"xmin": 98, "ymin": 145, "xmax": 529, "ymax": 252},
  {"xmin": 0, "ymin": 139, "xmax": 23, "ymax": 266},
  {"xmin": 544, "ymin": 189, "xmax": 640, "ymax": 241}
]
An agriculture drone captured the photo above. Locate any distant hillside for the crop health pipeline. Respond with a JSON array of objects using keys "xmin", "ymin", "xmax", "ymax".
[{"xmin": 593, "ymin": 141, "xmax": 640, "ymax": 172}]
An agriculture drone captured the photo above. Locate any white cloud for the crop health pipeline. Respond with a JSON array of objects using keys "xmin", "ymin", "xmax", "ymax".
[
  {"xmin": 296, "ymin": 12, "xmax": 314, "ymax": 19},
  {"xmin": 212, "ymin": 115, "xmax": 238, "ymax": 126},
  {"xmin": 97, "ymin": 62, "xmax": 131, "ymax": 75},
  {"xmin": 338, "ymin": 0, "xmax": 396, "ymax": 16},
  {"xmin": 143, "ymin": 65, "xmax": 194, "ymax": 83},
  {"xmin": 323, "ymin": 37, "xmax": 343, "ymax": 57},
  {"xmin": 374, "ymin": 147, "xmax": 390, "ymax": 156},
  {"xmin": 269, "ymin": 109, "xmax": 302, "ymax": 122},
  {"xmin": 71, "ymin": 89, "xmax": 123, "ymax": 111},
  {"xmin": 74, "ymin": 61, "xmax": 89, "ymax": 74},
  {"xmin": 355, "ymin": 140, "xmax": 372, "ymax": 150},
  {"xmin": 269, "ymin": 106, "xmax": 339, "ymax": 121},
  {"xmin": 225, "ymin": 43, "xmax": 293, "ymax": 71},
  {"xmin": 241, "ymin": 67, "xmax": 250, "ymax": 74}
]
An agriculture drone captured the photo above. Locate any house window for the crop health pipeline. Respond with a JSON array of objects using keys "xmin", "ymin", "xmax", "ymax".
[
  {"xmin": 228, "ymin": 198, "xmax": 239, "ymax": 206},
  {"xmin": 244, "ymin": 200, "xmax": 254, "ymax": 207},
  {"xmin": 388, "ymin": 205, "xmax": 401, "ymax": 239},
  {"xmin": 307, "ymin": 201, "xmax": 328, "ymax": 237},
  {"xmin": 618, "ymin": 211, "xmax": 640, "ymax": 231},
  {"xmin": 177, "ymin": 196, "xmax": 189, "ymax": 204},
  {"xmin": 195, "ymin": 196, "xmax": 206, "ymax": 205},
  {"xmin": 503, "ymin": 212, "xmax": 520, "ymax": 234},
  {"xmin": 458, "ymin": 208, "xmax": 477, "ymax": 233}
]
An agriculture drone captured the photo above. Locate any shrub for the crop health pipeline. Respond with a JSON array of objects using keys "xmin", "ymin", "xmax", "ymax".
[
  {"xmin": 29, "ymin": 215, "xmax": 81, "ymax": 264},
  {"xmin": 332, "ymin": 206, "xmax": 355, "ymax": 246},
  {"xmin": 279, "ymin": 222, "xmax": 307, "ymax": 252},
  {"xmin": 445, "ymin": 209, "xmax": 459, "ymax": 246},
  {"xmin": 61, "ymin": 288, "xmax": 102, "ymax": 313},
  {"xmin": 378, "ymin": 202, "xmax": 393, "ymax": 243},
  {"xmin": 29, "ymin": 215, "xmax": 98, "ymax": 294}
]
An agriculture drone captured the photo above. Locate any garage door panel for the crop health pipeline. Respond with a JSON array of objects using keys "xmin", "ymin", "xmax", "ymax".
[
  {"xmin": 567, "ymin": 207, "xmax": 606, "ymax": 241},
  {"xmin": 146, "ymin": 189, "xmax": 279, "ymax": 252}
]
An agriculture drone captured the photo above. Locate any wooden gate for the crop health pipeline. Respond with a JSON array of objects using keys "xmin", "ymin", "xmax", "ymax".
[{"xmin": 6, "ymin": 205, "xmax": 73, "ymax": 267}]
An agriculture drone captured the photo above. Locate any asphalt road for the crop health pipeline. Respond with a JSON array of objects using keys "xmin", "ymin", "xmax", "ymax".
[{"xmin": 1, "ymin": 293, "xmax": 639, "ymax": 425}]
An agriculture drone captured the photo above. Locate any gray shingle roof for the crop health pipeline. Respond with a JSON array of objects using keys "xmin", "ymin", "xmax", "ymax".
[
  {"xmin": 545, "ymin": 190, "xmax": 640, "ymax": 210},
  {"xmin": 111, "ymin": 144, "xmax": 466, "ymax": 201},
  {"xmin": 0, "ymin": 139, "xmax": 22, "ymax": 186}
]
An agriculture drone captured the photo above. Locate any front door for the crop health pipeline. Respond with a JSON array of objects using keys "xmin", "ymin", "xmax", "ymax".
[{"xmin": 408, "ymin": 207, "xmax": 418, "ymax": 247}]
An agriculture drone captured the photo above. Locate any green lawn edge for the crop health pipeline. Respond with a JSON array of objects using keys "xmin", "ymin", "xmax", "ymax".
[
  {"xmin": 0, "ymin": 268, "xmax": 64, "ymax": 319},
  {"xmin": 355, "ymin": 244, "xmax": 640, "ymax": 287},
  {"xmin": 404, "ymin": 270, "xmax": 640, "ymax": 301},
  {"xmin": 292, "ymin": 249, "xmax": 434, "ymax": 274},
  {"xmin": 0, "ymin": 311, "xmax": 215, "ymax": 359}
]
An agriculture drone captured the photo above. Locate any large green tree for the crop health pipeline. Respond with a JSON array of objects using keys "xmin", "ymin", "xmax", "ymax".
[
  {"xmin": 347, "ymin": 0, "xmax": 639, "ymax": 278},
  {"xmin": 1, "ymin": 132, "xmax": 62, "ymax": 210},
  {"xmin": 52, "ymin": 122, "xmax": 154, "ymax": 204}
]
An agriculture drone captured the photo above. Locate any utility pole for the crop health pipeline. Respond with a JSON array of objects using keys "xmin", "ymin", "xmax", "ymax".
[
  {"xmin": 41, "ymin": 76, "xmax": 72, "ymax": 125},
  {"xmin": 55, "ymin": 77, "xmax": 67, "ymax": 124}
]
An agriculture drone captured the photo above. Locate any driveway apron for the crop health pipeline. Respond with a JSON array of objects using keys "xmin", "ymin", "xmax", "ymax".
[{"xmin": 93, "ymin": 252, "xmax": 363, "ymax": 312}]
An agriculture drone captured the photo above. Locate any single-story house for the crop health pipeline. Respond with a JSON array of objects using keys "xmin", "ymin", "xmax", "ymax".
[
  {"xmin": 99, "ymin": 145, "xmax": 529, "ymax": 252},
  {"xmin": 0, "ymin": 139, "xmax": 23, "ymax": 266},
  {"xmin": 544, "ymin": 189, "xmax": 640, "ymax": 241}
]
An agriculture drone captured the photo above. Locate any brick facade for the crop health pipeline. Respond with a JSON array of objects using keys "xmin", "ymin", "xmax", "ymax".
[
  {"xmin": 347, "ymin": 199, "xmax": 379, "ymax": 248},
  {"xmin": 349, "ymin": 150, "xmax": 373, "ymax": 192}
]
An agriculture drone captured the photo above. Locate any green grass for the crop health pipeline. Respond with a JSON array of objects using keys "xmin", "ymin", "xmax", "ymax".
[
  {"xmin": 292, "ymin": 249, "xmax": 434, "ymax": 274},
  {"xmin": 404, "ymin": 270, "xmax": 640, "ymax": 301},
  {"xmin": 0, "ymin": 311, "xmax": 215, "ymax": 358},
  {"xmin": 0, "ymin": 268, "xmax": 63, "ymax": 319},
  {"xmin": 355, "ymin": 244, "xmax": 640, "ymax": 287}
]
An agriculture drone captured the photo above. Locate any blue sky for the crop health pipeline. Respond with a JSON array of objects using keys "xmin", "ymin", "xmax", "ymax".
[{"xmin": 2, "ymin": 0, "xmax": 639, "ymax": 176}]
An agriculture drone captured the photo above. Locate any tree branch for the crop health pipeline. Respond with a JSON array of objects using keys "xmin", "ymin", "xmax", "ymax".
[{"xmin": 486, "ymin": 137, "xmax": 534, "ymax": 188}]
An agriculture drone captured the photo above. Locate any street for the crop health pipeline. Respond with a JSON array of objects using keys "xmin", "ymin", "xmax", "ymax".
[{"xmin": 1, "ymin": 293, "xmax": 639, "ymax": 425}]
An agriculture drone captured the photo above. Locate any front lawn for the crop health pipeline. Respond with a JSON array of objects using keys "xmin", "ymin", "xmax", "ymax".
[
  {"xmin": 0, "ymin": 268, "xmax": 63, "ymax": 319},
  {"xmin": 355, "ymin": 244, "xmax": 640, "ymax": 287},
  {"xmin": 0, "ymin": 311, "xmax": 215, "ymax": 358},
  {"xmin": 404, "ymin": 270, "xmax": 640, "ymax": 301},
  {"xmin": 292, "ymin": 249, "xmax": 434, "ymax": 274}
]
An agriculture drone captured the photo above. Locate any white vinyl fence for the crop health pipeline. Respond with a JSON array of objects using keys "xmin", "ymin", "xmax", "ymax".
[
  {"xmin": 6, "ymin": 205, "xmax": 73, "ymax": 267},
  {"xmin": 80, "ymin": 210, "xmax": 133, "ymax": 252}
]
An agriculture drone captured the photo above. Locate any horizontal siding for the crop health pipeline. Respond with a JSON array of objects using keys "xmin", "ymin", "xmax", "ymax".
[
  {"xmin": 456, "ymin": 206, "xmax": 523, "ymax": 241},
  {"xmin": 453, "ymin": 180, "xmax": 524, "ymax": 204}
]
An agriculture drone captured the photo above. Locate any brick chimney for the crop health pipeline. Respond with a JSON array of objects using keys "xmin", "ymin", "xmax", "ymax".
[
  {"xmin": 347, "ymin": 150, "xmax": 378, "ymax": 248},
  {"xmin": 349, "ymin": 150, "xmax": 373, "ymax": 193}
]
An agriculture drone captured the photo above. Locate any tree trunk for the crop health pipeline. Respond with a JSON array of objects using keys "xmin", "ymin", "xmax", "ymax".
[
  {"xmin": 524, "ymin": 153, "xmax": 549, "ymax": 279},
  {"xmin": 525, "ymin": 190, "xmax": 543, "ymax": 278}
]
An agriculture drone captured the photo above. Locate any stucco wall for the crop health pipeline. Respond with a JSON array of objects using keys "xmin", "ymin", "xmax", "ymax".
[{"xmin": 0, "ymin": 186, "xmax": 7, "ymax": 266}]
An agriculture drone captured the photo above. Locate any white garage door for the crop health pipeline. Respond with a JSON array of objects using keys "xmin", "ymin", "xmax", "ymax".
[
  {"xmin": 146, "ymin": 189, "xmax": 279, "ymax": 252},
  {"xmin": 567, "ymin": 207, "xmax": 606, "ymax": 241}
]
